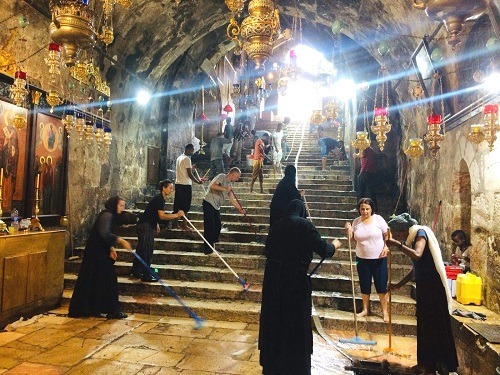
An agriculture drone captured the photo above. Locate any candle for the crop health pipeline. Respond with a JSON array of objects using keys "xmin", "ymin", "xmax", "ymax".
[
  {"xmin": 427, "ymin": 114, "xmax": 442, "ymax": 124},
  {"xmin": 0, "ymin": 168, "xmax": 3, "ymax": 186},
  {"xmin": 484, "ymin": 104, "xmax": 499, "ymax": 114},
  {"xmin": 36, "ymin": 173, "xmax": 40, "ymax": 189},
  {"xmin": 374, "ymin": 107, "xmax": 387, "ymax": 117}
]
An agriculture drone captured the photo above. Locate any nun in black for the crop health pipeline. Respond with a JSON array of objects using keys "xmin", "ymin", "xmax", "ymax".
[
  {"xmin": 259, "ymin": 199, "xmax": 341, "ymax": 375},
  {"xmin": 269, "ymin": 165, "xmax": 303, "ymax": 227},
  {"xmin": 68, "ymin": 196, "xmax": 132, "ymax": 319}
]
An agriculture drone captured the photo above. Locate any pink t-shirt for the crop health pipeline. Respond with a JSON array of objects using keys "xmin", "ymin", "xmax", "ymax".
[{"xmin": 352, "ymin": 214, "xmax": 388, "ymax": 259}]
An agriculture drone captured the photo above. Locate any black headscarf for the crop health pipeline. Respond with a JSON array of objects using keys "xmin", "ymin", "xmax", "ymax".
[
  {"xmin": 104, "ymin": 196, "xmax": 123, "ymax": 218},
  {"xmin": 286, "ymin": 199, "xmax": 306, "ymax": 218},
  {"xmin": 283, "ymin": 165, "xmax": 296, "ymax": 182}
]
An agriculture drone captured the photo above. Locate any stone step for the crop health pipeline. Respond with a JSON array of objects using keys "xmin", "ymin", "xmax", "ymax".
[
  {"xmin": 63, "ymin": 273, "xmax": 415, "ymax": 317},
  {"xmin": 61, "ymin": 289, "xmax": 262, "ymax": 323},
  {"xmin": 65, "ymin": 251, "xmax": 413, "ymax": 296},
  {"xmin": 314, "ymin": 308, "xmax": 417, "ymax": 336}
]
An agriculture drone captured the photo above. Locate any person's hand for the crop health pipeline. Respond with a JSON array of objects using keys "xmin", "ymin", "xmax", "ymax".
[
  {"xmin": 300, "ymin": 189, "xmax": 305, "ymax": 196},
  {"xmin": 386, "ymin": 238, "xmax": 400, "ymax": 248},
  {"xmin": 109, "ymin": 247, "xmax": 117, "ymax": 261},
  {"xmin": 344, "ymin": 222, "xmax": 352, "ymax": 237},
  {"xmin": 192, "ymin": 164, "xmax": 196, "ymax": 169},
  {"xmin": 332, "ymin": 238, "xmax": 341, "ymax": 249},
  {"xmin": 226, "ymin": 186, "xmax": 232, "ymax": 193},
  {"xmin": 239, "ymin": 207, "xmax": 246, "ymax": 215},
  {"xmin": 177, "ymin": 210, "xmax": 185, "ymax": 218},
  {"xmin": 379, "ymin": 246, "xmax": 389, "ymax": 258},
  {"xmin": 200, "ymin": 177, "xmax": 208, "ymax": 182}
]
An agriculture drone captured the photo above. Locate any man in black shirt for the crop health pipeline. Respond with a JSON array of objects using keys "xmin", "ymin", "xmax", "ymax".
[{"xmin": 130, "ymin": 180, "xmax": 184, "ymax": 282}]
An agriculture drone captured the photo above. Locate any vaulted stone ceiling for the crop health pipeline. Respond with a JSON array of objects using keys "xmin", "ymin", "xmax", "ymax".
[{"xmin": 29, "ymin": 0, "xmax": 443, "ymax": 81}]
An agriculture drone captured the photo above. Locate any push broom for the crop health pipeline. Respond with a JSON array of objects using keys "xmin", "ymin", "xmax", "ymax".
[
  {"xmin": 339, "ymin": 234, "xmax": 377, "ymax": 345},
  {"xmin": 128, "ymin": 250, "xmax": 204, "ymax": 330},
  {"xmin": 183, "ymin": 215, "xmax": 251, "ymax": 291}
]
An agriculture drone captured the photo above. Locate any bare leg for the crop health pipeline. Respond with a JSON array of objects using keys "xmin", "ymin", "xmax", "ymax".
[
  {"xmin": 356, "ymin": 293, "xmax": 370, "ymax": 317},
  {"xmin": 321, "ymin": 157, "xmax": 327, "ymax": 171},
  {"xmin": 379, "ymin": 293, "xmax": 389, "ymax": 322}
]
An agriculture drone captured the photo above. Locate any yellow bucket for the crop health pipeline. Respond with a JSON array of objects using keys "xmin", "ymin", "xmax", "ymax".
[{"xmin": 456, "ymin": 273, "xmax": 482, "ymax": 305}]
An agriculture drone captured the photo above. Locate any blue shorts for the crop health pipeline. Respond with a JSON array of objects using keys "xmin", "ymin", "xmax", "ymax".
[
  {"xmin": 356, "ymin": 257, "xmax": 388, "ymax": 294},
  {"xmin": 318, "ymin": 139, "xmax": 328, "ymax": 158}
]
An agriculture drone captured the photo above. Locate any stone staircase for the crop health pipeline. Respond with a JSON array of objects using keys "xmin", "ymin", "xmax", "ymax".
[{"xmin": 63, "ymin": 120, "xmax": 417, "ymax": 336}]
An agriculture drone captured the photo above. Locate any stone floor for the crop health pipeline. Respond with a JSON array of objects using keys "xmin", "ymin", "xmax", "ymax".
[{"xmin": 0, "ymin": 304, "xmax": 354, "ymax": 375}]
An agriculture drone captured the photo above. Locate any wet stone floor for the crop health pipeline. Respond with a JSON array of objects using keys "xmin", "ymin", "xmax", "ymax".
[{"xmin": 0, "ymin": 307, "xmax": 361, "ymax": 374}]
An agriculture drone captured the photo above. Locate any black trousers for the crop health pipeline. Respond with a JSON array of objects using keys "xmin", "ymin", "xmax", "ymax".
[
  {"xmin": 202, "ymin": 199, "xmax": 221, "ymax": 254},
  {"xmin": 357, "ymin": 171, "xmax": 378, "ymax": 210},
  {"xmin": 131, "ymin": 222, "xmax": 155, "ymax": 276}
]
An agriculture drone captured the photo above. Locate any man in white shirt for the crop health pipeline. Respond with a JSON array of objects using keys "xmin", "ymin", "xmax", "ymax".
[{"xmin": 173, "ymin": 144, "xmax": 203, "ymax": 230}]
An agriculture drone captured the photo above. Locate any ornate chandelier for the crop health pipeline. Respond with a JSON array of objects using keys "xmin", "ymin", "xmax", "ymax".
[
  {"xmin": 227, "ymin": 0, "xmax": 280, "ymax": 69},
  {"xmin": 310, "ymin": 110, "xmax": 326, "ymax": 126}
]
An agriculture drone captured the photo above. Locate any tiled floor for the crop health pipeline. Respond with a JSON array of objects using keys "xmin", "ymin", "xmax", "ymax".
[{"xmin": 0, "ymin": 306, "xmax": 352, "ymax": 374}]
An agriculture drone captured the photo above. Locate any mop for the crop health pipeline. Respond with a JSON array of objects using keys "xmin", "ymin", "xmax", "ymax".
[
  {"xmin": 183, "ymin": 214, "xmax": 251, "ymax": 291},
  {"xmin": 339, "ymin": 234, "xmax": 377, "ymax": 345},
  {"xmin": 128, "ymin": 249, "xmax": 204, "ymax": 330},
  {"xmin": 384, "ymin": 230, "xmax": 395, "ymax": 353}
]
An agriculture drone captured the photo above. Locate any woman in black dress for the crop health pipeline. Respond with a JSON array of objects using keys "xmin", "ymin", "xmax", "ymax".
[
  {"xmin": 69, "ymin": 196, "xmax": 132, "ymax": 319},
  {"xmin": 259, "ymin": 199, "xmax": 340, "ymax": 374},
  {"xmin": 387, "ymin": 213, "xmax": 458, "ymax": 374},
  {"xmin": 269, "ymin": 165, "xmax": 304, "ymax": 227}
]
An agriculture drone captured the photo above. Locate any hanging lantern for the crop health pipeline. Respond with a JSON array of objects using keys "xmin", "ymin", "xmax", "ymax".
[
  {"xmin": 424, "ymin": 114, "xmax": 444, "ymax": 158},
  {"xmin": 84, "ymin": 119, "xmax": 94, "ymax": 142},
  {"xmin": 324, "ymin": 97, "xmax": 341, "ymax": 119},
  {"xmin": 404, "ymin": 138, "xmax": 424, "ymax": 159},
  {"xmin": 223, "ymin": 103, "xmax": 233, "ymax": 113},
  {"xmin": 467, "ymin": 124, "xmax": 485, "ymax": 145},
  {"xmin": 62, "ymin": 109, "xmax": 75, "ymax": 137},
  {"xmin": 75, "ymin": 113, "xmax": 86, "ymax": 141},
  {"xmin": 351, "ymin": 131, "xmax": 371, "ymax": 157},
  {"xmin": 240, "ymin": 0, "xmax": 280, "ymax": 69},
  {"xmin": 103, "ymin": 126, "xmax": 112, "ymax": 148},
  {"xmin": 46, "ymin": 90, "xmax": 62, "ymax": 113},
  {"xmin": 277, "ymin": 77, "xmax": 288, "ymax": 96},
  {"xmin": 46, "ymin": 43, "xmax": 61, "ymax": 75},
  {"xmin": 9, "ymin": 70, "xmax": 29, "ymax": 107},
  {"xmin": 200, "ymin": 113, "xmax": 209, "ymax": 122},
  {"xmin": 310, "ymin": 110, "xmax": 326, "ymax": 126},
  {"xmin": 94, "ymin": 120, "xmax": 105, "ymax": 145},
  {"xmin": 482, "ymin": 104, "xmax": 499, "ymax": 151},
  {"xmin": 370, "ymin": 107, "xmax": 391, "ymax": 151},
  {"xmin": 331, "ymin": 19, "xmax": 343, "ymax": 35},
  {"xmin": 13, "ymin": 111, "xmax": 27, "ymax": 130}
]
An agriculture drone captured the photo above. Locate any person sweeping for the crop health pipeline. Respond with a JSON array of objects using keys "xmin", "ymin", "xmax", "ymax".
[{"xmin": 386, "ymin": 213, "xmax": 458, "ymax": 375}]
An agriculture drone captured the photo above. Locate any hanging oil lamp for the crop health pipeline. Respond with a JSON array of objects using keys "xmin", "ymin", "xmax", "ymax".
[
  {"xmin": 466, "ymin": 124, "xmax": 485, "ymax": 145},
  {"xmin": 404, "ymin": 137, "xmax": 424, "ymax": 159},
  {"xmin": 352, "ymin": 131, "xmax": 371, "ymax": 157},
  {"xmin": 424, "ymin": 114, "xmax": 444, "ymax": 158},
  {"xmin": 10, "ymin": 70, "xmax": 29, "ymax": 107},
  {"xmin": 370, "ymin": 107, "xmax": 391, "ymax": 151},
  {"xmin": 482, "ymin": 104, "xmax": 499, "ymax": 151}
]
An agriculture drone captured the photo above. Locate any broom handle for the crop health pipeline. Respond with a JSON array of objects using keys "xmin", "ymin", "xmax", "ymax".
[
  {"xmin": 348, "ymin": 234, "xmax": 360, "ymax": 336},
  {"xmin": 387, "ymin": 229, "xmax": 393, "ymax": 348}
]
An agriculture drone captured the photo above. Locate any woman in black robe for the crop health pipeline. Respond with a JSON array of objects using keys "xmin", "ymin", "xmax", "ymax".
[
  {"xmin": 68, "ymin": 196, "xmax": 132, "ymax": 319},
  {"xmin": 269, "ymin": 165, "xmax": 303, "ymax": 227},
  {"xmin": 259, "ymin": 199, "xmax": 341, "ymax": 374}
]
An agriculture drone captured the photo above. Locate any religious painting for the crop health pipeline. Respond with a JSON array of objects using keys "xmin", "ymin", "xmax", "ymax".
[
  {"xmin": 35, "ymin": 113, "xmax": 65, "ymax": 215},
  {"xmin": 0, "ymin": 100, "xmax": 29, "ymax": 214}
]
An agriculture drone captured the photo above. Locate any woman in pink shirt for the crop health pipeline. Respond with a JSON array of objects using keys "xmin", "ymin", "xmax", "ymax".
[{"xmin": 345, "ymin": 198, "xmax": 389, "ymax": 322}]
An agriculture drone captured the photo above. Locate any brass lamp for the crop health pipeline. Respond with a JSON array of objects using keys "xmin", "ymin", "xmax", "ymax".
[
  {"xmin": 413, "ymin": 0, "xmax": 488, "ymax": 47},
  {"xmin": 482, "ymin": 104, "xmax": 499, "ymax": 151},
  {"xmin": 351, "ymin": 131, "xmax": 371, "ymax": 157},
  {"xmin": 310, "ymin": 110, "xmax": 326, "ymax": 126},
  {"xmin": 404, "ymin": 138, "xmax": 424, "ymax": 159},
  {"xmin": 424, "ymin": 114, "xmax": 445, "ymax": 158},
  {"xmin": 9, "ymin": 70, "xmax": 29, "ymax": 107},
  {"xmin": 466, "ymin": 124, "xmax": 485, "ymax": 145},
  {"xmin": 49, "ymin": 0, "xmax": 95, "ymax": 67},
  {"xmin": 240, "ymin": 0, "xmax": 280, "ymax": 69},
  {"xmin": 370, "ymin": 107, "xmax": 391, "ymax": 151}
]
